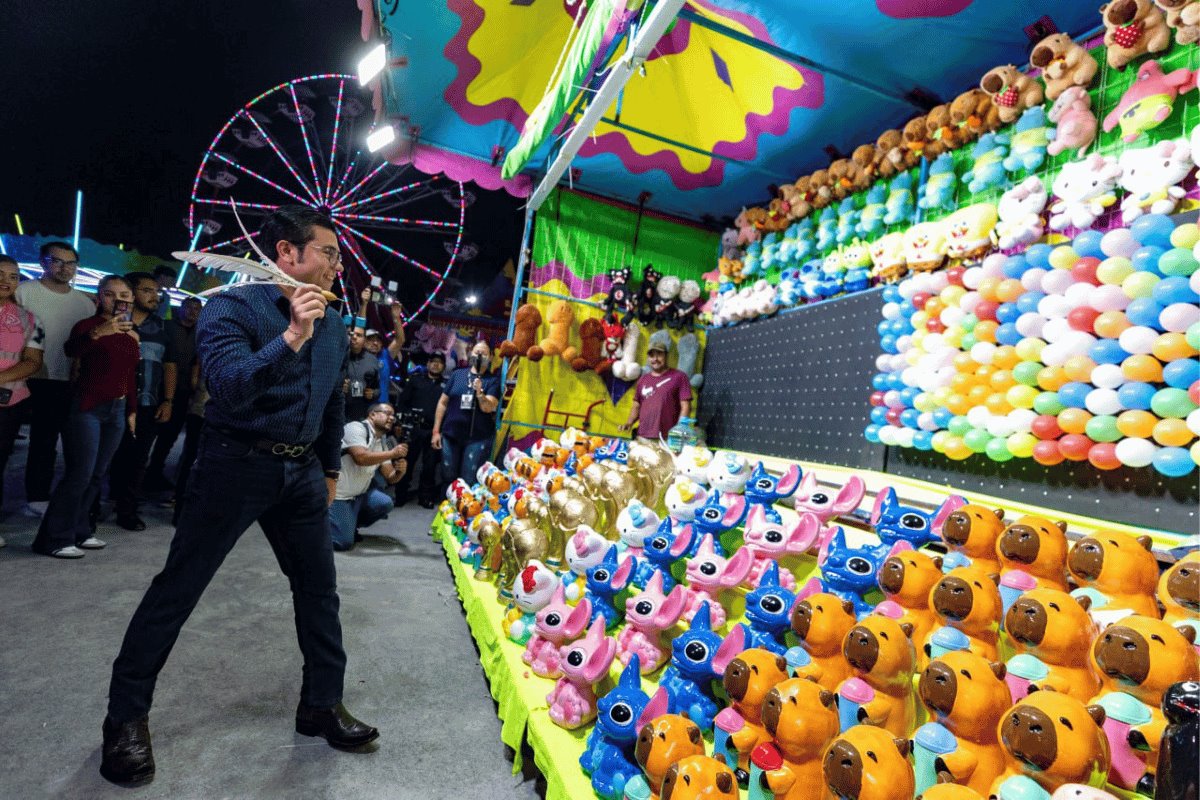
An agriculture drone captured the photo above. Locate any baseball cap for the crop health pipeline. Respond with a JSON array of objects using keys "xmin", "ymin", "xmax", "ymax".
[
  {"xmin": 427, "ymin": 352, "xmax": 446, "ymax": 362},
  {"xmin": 364, "ymin": 328, "xmax": 382, "ymax": 339}
]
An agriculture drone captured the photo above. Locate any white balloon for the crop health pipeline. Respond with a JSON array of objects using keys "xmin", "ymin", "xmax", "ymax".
[
  {"xmin": 1064, "ymin": 282, "xmax": 1093, "ymax": 309},
  {"xmin": 918, "ymin": 412, "xmax": 939, "ymax": 431},
  {"xmin": 980, "ymin": 253, "xmax": 1007, "ymax": 278},
  {"xmin": 1059, "ymin": 331, "xmax": 1097, "ymax": 357},
  {"xmin": 1114, "ymin": 437, "xmax": 1157, "ymax": 468},
  {"xmin": 1091, "ymin": 363, "xmax": 1125, "ymax": 390},
  {"xmin": 960, "ymin": 291, "xmax": 982, "ymax": 313},
  {"xmin": 878, "ymin": 425, "xmax": 899, "ymax": 446},
  {"xmin": 897, "ymin": 335, "xmax": 913, "ymax": 353},
  {"xmin": 1015, "ymin": 312, "xmax": 1047, "ymax": 339},
  {"xmin": 967, "ymin": 406, "xmax": 992, "ymax": 428},
  {"xmin": 941, "ymin": 307, "xmax": 965, "ymax": 326},
  {"xmin": 896, "ymin": 428, "xmax": 916, "ymax": 448},
  {"xmin": 924, "ymin": 333, "xmax": 945, "ymax": 352},
  {"xmin": 962, "ymin": 268, "xmax": 984, "ymax": 290},
  {"xmin": 970, "ymin": 341, "xmax": 997, "ymax": 364},
  {"xmin": 898, "ymin": 281, "xmax": 917, "ymax": 299},
  {"xmin": 1118, "ymin": 326, "xmax": 1158, "ymax": 355},
  {"xmin": 1041, "ymin": 343, "xmax": 1068, "ymax": 366},
  {"xmin": 935, "ymin": 366, "xmax": 956, "ymax": 386},
  {"xmin": 902, "ymin": 367, "xmax": 920, "ymax": 386},
  {"xmin": 890, "ymin": 354, "xmax": 908, "ymax": 372},
  {"xmin": 1085, "ymin": 388, "xmax": 1122, "ymax": 416},
  {"xmin": 1008, "ymin": 409, "xmax": 1037, "ymax": 433},
  {"xmin": 884, "ymin": 390, "xmax": 902, "ymax": 408},
  {"xmin": 929, "ymin": 272, "xmax": 950, "ymax": 292},
  {"xmin": 987, "ymin": 416, "xmax": 1016, "ymax": 438},
  {"xmin": 1187, "ymin": 408, "xmax": 1200, "ymax": 437},
  {"xmin": 883, "ymin": 302, "xmax": 901, "ymax": 320},
  {"xmin": 1042, "ymin": 317, "xmax": 1072, "ymax": 343},
  {"xmin": 1038, "ymin": 295, "xmax": 1072, "ymax": 318},
  {"xmin": 1021, "ymin": 268, "xmax": 1048, "ymax": 292}
]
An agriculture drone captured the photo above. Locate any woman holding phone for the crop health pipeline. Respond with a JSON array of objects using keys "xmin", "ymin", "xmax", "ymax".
[
  {"xmin": 33, "ymin": 275, "xmax": 140, "ymax": 559},
  {"xmin": 431, "ymin": 339, "xmax": 500, "ymax": 484}
]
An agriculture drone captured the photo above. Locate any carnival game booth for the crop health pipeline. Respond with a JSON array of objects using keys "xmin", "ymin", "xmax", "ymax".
[{"xmin": 355, "ymin": 0, "xmax": 1200, "ymax": 798}]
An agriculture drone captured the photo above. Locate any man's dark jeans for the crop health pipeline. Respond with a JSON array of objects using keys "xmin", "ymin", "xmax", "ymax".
[
  {"xmin": 108, "ymin": 406, "xmax": 160, "ymax": 517},
  {"xmin": 107, "ymin": 428, "xmax": 346, "ymax": 722},
  {"xmin": 395, "ymin": 427, "xmax": 440, "ymax": 502}
]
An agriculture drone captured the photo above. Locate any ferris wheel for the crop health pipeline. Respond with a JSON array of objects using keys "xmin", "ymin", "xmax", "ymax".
[{"xmin": 187, "ymin": 73, "xmax": 466, "ymax": 323}]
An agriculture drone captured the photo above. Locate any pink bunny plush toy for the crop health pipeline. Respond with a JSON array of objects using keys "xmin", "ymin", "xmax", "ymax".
[
  {"xmin": 618, "ymin": 571, "xmax": 687, "ymax": 674},
  {"xmin": 524, "ymin": 583, "xmax": 593, "ymax": 679},
  {"xmin": 680, "ymin": 533, "xmax": 754, "ymax": 628},
  {"xmin": 741, "ymin": 506, "xmax": 826, "ymax": 590},
  {"xmin": 547, "ymin": 617, "xmax": 618, "ymax": 729}
]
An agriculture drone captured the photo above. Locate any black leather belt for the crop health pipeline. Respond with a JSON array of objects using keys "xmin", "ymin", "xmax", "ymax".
[{"xmin": 211, "ymin": 426, "xmax": 313, "ymax": 459}]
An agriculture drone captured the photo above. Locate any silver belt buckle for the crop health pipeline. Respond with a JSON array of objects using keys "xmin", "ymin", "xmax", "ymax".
[{"xmin": 271, "ymin": 442, "xmax": 306, "ymax": 458}]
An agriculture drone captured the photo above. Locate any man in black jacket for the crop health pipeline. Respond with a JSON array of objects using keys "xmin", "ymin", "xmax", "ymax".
[{"xmin": 395, "ymin": 352, "xmax": 446, "ymax": 508}]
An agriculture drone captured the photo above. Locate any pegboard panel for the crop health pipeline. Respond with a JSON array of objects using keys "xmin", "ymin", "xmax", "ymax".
[
  {"xmin": 886, "ymin": 447, "xmax": 1199, "ymax": 538},
  {"xmin": 700, "ymin": 289, "xmax": 887, "ymax": 471}
]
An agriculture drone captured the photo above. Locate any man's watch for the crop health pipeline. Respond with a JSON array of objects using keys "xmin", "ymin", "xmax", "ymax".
[{"xmin": 324, "ymin": 470, "xmax": 341, "ymax": 480}]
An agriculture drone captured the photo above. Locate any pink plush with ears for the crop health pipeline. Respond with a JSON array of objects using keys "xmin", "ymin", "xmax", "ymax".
[
  {"xmin": 742, "ymin": 507, "xmax": 827, "ymax": 589},
  {"xmin": 547, "ymin": 617, "xmax": 618, "ymax": 729},
  {"xmin": 794, "ymin": 472, "xmax": 866, "ymax": 523},
  {"xmin": 680, "ymin": 534, "xmax": 754, "ymax": 627},
  {"xmin": 618, "ymin": 572, "xmax": 687, "ymax": 674},
  {"xmin": 712, "ymin": 621, "xmax": 748, "ymax": 676},
  {"xmin": 524, "ymin": 584, "xmax": 594, "ymax": 679}
]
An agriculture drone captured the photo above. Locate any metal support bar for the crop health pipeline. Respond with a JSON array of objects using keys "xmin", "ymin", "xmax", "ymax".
[
  {"xmin": 521, "ymin": 286, "xmax": 605, "ymax": 309},
  {"xmin": 598, "ymin": 116, "xmax": 740, "ymax": 163},
  {"xmin": 495, "ymin": 204, "xmax": 536, "ymax": 434},
  {"xmin": 677, "ymin": 7, "xmax": 925, "ymax": 110},
  {"xmin": 528, "ymin": 0, "xmax": 687, "ymax": 211}
]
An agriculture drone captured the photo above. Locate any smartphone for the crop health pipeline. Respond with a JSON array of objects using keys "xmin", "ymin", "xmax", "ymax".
[{"xmin": 114, "ymin": 301, "xmax": 133, "ymax": 322}]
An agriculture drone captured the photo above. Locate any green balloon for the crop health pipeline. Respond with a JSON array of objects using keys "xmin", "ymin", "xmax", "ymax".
[
  {"xmin": 1158, "ymin": 247, "xmax": 1199, "ymax": 278},
  {"xmin": 948, "ymin": 416, "xmax": 972, "ymax": 436},
  {"xmin": 1013, "ymin": 361, "xmax": 1042, "ymax": 387},
  {"xmin": 1187, "ymin": 321, "xmax": 1200, "ymax": 352},
  {"xmin": 1085, "ymin": 415, "xmax": 1121, "ymax": 443},
  {"xmin": 961, "ymin": 314, "xmax": 978, "ymax": 333},
  {"xmin": 1151, "ymin": 387, "xmax": 1199, "ymax": 419},
  {"xmin": 1033, "ymin": 391, "xmax": 1065, "ymax": 416},
  {"xmin": 961, "ymin": 332, "xmax": 978, "ymax": 351},
  {"xmin": 964, "ymin": 428, "xmax": 992, "ymax": 453},
  {"xmin": 986, "ymin": 438, "xmax": 1014, "ymax": 462}
]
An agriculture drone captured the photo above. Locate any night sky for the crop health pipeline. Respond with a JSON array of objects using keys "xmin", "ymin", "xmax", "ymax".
[{"xmin": 0, "ymin": 0, "xmax": 521, "ymax": 306}]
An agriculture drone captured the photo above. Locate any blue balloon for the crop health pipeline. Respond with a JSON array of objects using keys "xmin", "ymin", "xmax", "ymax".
[
  {"xmin": 1002, "ymin": 256, "xmax": 1029, "ymax": 279},
  {"xmin": 1090, "ymin": 339, "xmax": 1129, "ymax": 365},
  {"xmin": 864, "ymin": 425, "xmax": 882, "ymax": 444},
  {"xmin": 872, "ymin": 373, "xmax": 889, "ymax": 391},
  {"xmin": 883, "ymin": 286, "xmax": 901, "ymax": 303},
  {"xmin": 1073, "ymin": 229, "xmax": 1105, "ymax": 258},
  {"xmin": 900, "ymin": 386, "xmax": 921, "ymax": 405},
  {"xmin": 1117, "ymin": 381, "xmax": 1157, "ymax": 411},
  {"xmin": 1059, "ymin": 382, "xmax": 1092, "ymax": 409},
  {"xmin": 1130, "ymin": 213, "xmax": 1177, "ymax": 249},
  {"xmin": 889, "ymin": 374, "xmax": 906, "ymax": 391},
  {"xmin": 913, "ymin": 431, "xmax": 934, "ymax": 451},
  {"xmin": 1152, "ymin": 276, "xmax": 1199, "ymax": 307},
  {"xmin": 877, "ymin": 320, "xmax": 892, "ymax": 336},
  {"xmin": 1163, "ymin": 358, "xmax": 1199, "ymax": 389},
  {"xmin": 1026, "ymin": 243, "xmax": 1053, "ymax": 270},
  {"xmin": 1126, "ymin": 297, "xmax": 1166, "ymax": 329},
  {"xmin": 881, "ymin": 335, "xmax": 897, "ymax": 354},
  {"xmin": 1133, "ymin": 246, "xmax": 1166, "ymax": 276},
  {"xmin": 1153, "ymin": 447, "xmax": 1195, "ymax": 478},
  {"xmin": 870, "ymin": 407, "xmax": 888, "ymax": 425},
  {"xmin": 995, "ymin": 323, "xmax": 1023, "ymax": 346},
  {"xmin": 996, "ymin": 303, "xmax": 1021, "ymax": 325},
  {"xmin": 1016, "ymin": 292, "xmax": 1045, "ymax": 315},
  {"xmin": 900, "ymin": 408, "xmax": 921, "ymax": 428},
  {"xmin": 899, "ymin": 302, "xmax": 916, "ymax": 317},
  {"xmin": 932, "ymin": 407, "xmax": 954, "ymax": 428}
]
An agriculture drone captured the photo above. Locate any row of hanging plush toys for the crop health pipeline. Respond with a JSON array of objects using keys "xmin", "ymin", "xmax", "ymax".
[
  {"xmin": 438, "ymin": 435, "xmax": 1198, "ymax": 800},
  {"xmin": 713, "ymin": 5, "xmax": 1199, "ymax": 323}
]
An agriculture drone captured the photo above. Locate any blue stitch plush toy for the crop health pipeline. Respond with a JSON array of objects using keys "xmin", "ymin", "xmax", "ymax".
[
  {"xmin": 742, "ymin": 239, "xmax": 762, "ymax": 280},
  {"xmin": 760, "ymin": 231, "xmax": 781, "ymax": 274},
  {"xmin": 1002, "ymin": 105, "xmax": 1054, "ymax": 175},
  {"xmin": 835, "ymin": 197, "xmax": 861, "ymax": 245},
  {"xmin": 659, "ymin": 601, "xmax": 747, "ymax": 732},
  {"xmin": 918, "ymin": 152, "xmax": 957, "ymax": 212},
  {"xmin": 777, "ymin": 267, "xmax": 803, "ymax": 307},
  {"xmin": 792, "ymin": 217, "xmax": 816, "ymax": 264},
  {"xmin": 798, "ymin": 258, "xmax": 824, "ymax": 301},
  {"xmin": 815, "ymin": 206, "xmax": 838, "ymax": 252},
  {"xmin": 635, "ymin": 518, "xmax": 693, "ymax": 591},
  {"xmin": 581, "ymin": 654, "xmax": 650, "ymax": 800},
  {"xmin": 962, "ymin": 132, "xmax": 1010, "ymax": 194},
  {"xmin": 858, "ymin": 183, "xmax": 888, "ymax": 239},
  {"xmin": 743, "ymin": 461, "xmax": 802, "ymax": 525},
  {"xmin": 883, "ymin": 171, "xmax": 915, "ymax": 226},
  {"xmin": 870, "ymin": 487, "xmax": 966, "ymax": 550},
  {"xmin": 743, "ymin": 562, "xmax": 796, "ymax": 655},
  {"xmin": 816, "ymin": 528, "xmax": 893, "ymax": 618},
  {"xmin": 585, "ymin": 545, "xmax": 635, "ymax": 631}
]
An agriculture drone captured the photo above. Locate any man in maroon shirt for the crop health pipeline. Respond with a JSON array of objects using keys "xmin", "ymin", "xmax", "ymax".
[{"xmin": 619, "ymin": 339, "xmax": 692, "ymax": 442}]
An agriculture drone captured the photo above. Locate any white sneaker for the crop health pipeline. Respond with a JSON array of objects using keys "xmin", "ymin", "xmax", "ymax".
[
  {"xmin": 23, "ymin": 501, "xmax": 48, "ymax": 517},
  {"xmin": 50, "ymin": 545, "xmax": 85, "ymax": 559},
  {"xmin": 78, "ymin": 536, "xmax": 107, "ymax": 550}
]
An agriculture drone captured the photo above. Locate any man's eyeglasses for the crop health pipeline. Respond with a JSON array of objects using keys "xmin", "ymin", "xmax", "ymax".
[
  {"xmin": 294, "ymin": 242, "xmax": 342, "ymax": 266},
  {"xmin": 44, "ymin": 256, "xmax": 80, "ymax": 269}
]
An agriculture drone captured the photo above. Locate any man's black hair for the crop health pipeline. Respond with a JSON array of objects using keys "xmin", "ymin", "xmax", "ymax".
[
  {"xmin": 153, "ymin": 265, "xmax": 178, "ymax": 279},
  {"xmin": 40, "ymin": 241, "xmax": 78, "ymax": 260},
  {"xmin": 258, "ymin": 205, "xmax": 335, "ymax": 262},
  {"xmin": 367, "ymin": 403, "xmax": 394, "ymax": 416},
  {"xmin": 427, "ymin": 352, "xmax": 445, "ymax": 363},
  {"xmin": 0, "ymin": 255, "xmax": 18, "ymax": 267},
  {"xmin": 98, "ymin": 274, "xmax": 132, "ymax": 292},
  {"xmin": 124, "ymin": 271, "xmax": 158, "ymax": 291}
]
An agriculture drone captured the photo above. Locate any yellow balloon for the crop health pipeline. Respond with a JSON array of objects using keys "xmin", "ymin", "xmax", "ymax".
[
  {"xmin": 944, "ymin": 328, "xmax": 963, "ymax": 348},
  {"xmin": 1049, "ymin": 246, "xmax": 1078, "ymax": 270},
  {"xmin": 1192, "ymin": 440, "xmax": 1200, "ymax": 467},
  {"xmin": 914, "ymin": 393, "xmax": 934, "ymax": 413},
  {"xmin": 932, "ymin": 386, "xmax": 953, "ymax": 405},
  {"xmin": 941, "ymin": 286, "xmax": 966, "ymax": 306},
  {"xmin": 912, "ymin": 311, "xmax": 929, "ymax": 329},
  {"xmin": 1171, "ymin": 222, "xmax": 1200, "ymax": 250},
  {"xmin": 1015, "ymin": 338, "xmax": 1046, "ymax": 361},
  {"xmin": 912, "ymin": 329, "xmax": 928, "ymax": 348},
  {"xmin": 1007, "ymin": 432, "xmax": 1037, "ymax": 458},
  {"xmin": 1007, "ymin": 384, "xmax": 1039, "ymax": 410},
  {"xmin": 906, "ymin": 349, "xmax": 922, "ymax": 366}
]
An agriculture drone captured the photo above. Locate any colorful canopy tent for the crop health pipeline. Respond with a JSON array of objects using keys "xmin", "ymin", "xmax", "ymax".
[{"xmin": 357, "ymin": 0, "xmax": 1102, "ymax": 219}]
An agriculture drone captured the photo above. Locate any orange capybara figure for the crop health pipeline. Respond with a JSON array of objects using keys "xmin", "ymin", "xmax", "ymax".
[
  {"xmin": 661, "ymin": 754, "xmax": 738, "ymax": 800},
  {"xmin": 995, "ymin": 516, "xmax": 1070, "ymax": 592},
  {"xmin": 635, "ymin": 688, "xmax": 706, "ymax": 800},
  {"xmin": 1067, "ymin": 531, "xmax": 1161, "ymax": 618},
  {"xmin": 499, "ymin": 303, "xmax": 542, "ymax": 359},
  {"xmin": 1158, "ymin": 551, "xmax": 1199, "ymax": 631},
  {"xmin": 719, "ymin": 648, "xmax": 789, "ymax": 773},
  {"xmin": 789, "ymin": 592, "xmax": 857, "ymax": 691},
  {"xmin": 918, "ymin": 651, "xmax": 1012, "ymax": 795},
  {"xmin": 918, "ymin": 784, "xmax": 985, "ymax": 800},
  {"xmin": 1004, "ymin": 589, "xmax": 1100, "ymax": 703},
  {"xmin": 1090, "ymin": 615, "xmax": 1200, "ymax": 787},
  {"xmin": 758, "ymin": 676, "xmax": 840, "ymax": 800},
  {"xmin": 940, "ymin": 504, "xmax": 1006, "ymax": 575},
  {"xmin": 571, "ymin": 317, "xmax": 604, "ymax": 372},
  {"xmin": 839, "ymin": 615, "xmax": 920, "ymax": 737},
  {"xmin": 823, "ymin": 724, "xmax": 915, "ymax": 800},
  {"xmin": 990, "ymin": 690, "xmax": 1110, "ymax": 797},
  {"xmin": 926, "ymin": 566, "xmax": 1004, "ymax": 662},
  {"xmin": 877, "ymin": 550, "xmax": 945, "ymax": 665}
]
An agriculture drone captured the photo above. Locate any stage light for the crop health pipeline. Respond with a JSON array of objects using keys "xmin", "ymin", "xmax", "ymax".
[
  {"xmin": 358, "ymin": 44, "xmax": 388, "ymax": 85},
  {"xmin": 366, "ymin": 125, "xmax": 396, "ymax": 153},
  {"xmin": 465, "ymin": 294, "xmax": 478, "ymax": 306}
]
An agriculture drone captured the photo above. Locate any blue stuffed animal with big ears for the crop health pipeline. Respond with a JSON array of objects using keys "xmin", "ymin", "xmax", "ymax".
[
  {"xmin": 798, "ymin": 258, "xmax": 824, "ymax": 301},
  {"xmin": 883, "ymin": 171, "xmax": 915, "ymax": 226},
  {"xmin": 792, "ymin": 217, "xmax": 816, "ymax": 264},
  {"xmin": 742, "ymin": 239, "xmax": 762, "ymax": 280},
  {"xmin": 659, "ymin": 602, "xmax": 747, "ymax": 732},
  {"xmin": 816, "ymin": 528, "xmax": 894, "ymax": 618},
  {"xmin": 776, "ymin": 229, "xmax": 797, "ymax": 269},
  {"xmin": 777, "ymin": 267, "xmax": 803, "ymax": 307},
  {"xmin": 1003, "ymin": 105, "xmax": 1054, "ymax": 175},
  {"xmin": 634, "ymin": 518, "xmax": 693, "ymax": 591},
  {"xmin": 581, "ymin": 654, "xmax": 650, "ymax": 800},
  {"xmin": 835, "ymin": 197, "xmax": 861, "ymax": 245},
  {"xmin": 962, "ymin": 132, "xmax": 1010, "ymax": 194},
  {"xmin": 816, "ymin": 206, "xmax": 838, "ymax": 252},
  {"xmin": 585, "ymin": 545, "xmax": 635, "ymax": 631},
  {"xmin": 858, "ymin": 183, "xmax": 888, "ymax": 239},
  {"xmin": 743, "ymin": 563, "xmax": 796, "ymax": 655},
  {"xmin": 689, "ymin": 493, "xmax": 746, "ymax": 555},
  {"xmin": 743, "ymin": 461, "xmax": 802, "ymax": 525},
  {"xmin": 760, "ymin": 231, "xmax": 781, "ymax": 274},
  {"xmin": 918, "ymin": 152, "xmax": 957, "ymax": 212},
  {"xmin": 870, "ymin": 487, "xmax": 966, "ymax": 550}
]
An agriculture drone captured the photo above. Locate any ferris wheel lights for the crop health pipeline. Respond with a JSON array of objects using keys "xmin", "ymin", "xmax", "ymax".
[
  {"xmin": 358, "ymin": 43, "xmax": 389, "ymax": 86},
  {"xmin": 366, "ymin": 124, "xmax": 396, "ymax": 154}
]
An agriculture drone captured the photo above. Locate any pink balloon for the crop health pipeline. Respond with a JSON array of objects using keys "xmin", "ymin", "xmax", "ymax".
[
  {"xmin": 1021, "ymin": 268, "xmax": 1048, "ymax": 292},
  {"xmin": 1101, "ymin": 228, "xmax": 1139, "ymax": 259},
  {"xmin": 980, "ymin": 253, "xmax": 1007, "ymax": 278},
  {"xmin": 1160, "ymin": 302, "xmax": 1200, "ymax": 333},
  {"xmin": 1041, "ymin": 269, "xmax": 1075, "ymax": 296},
  {"xmin": 960, "ymin": 291, "xmax": 982, "ymax": 313},
  {"xmin": 1089, "ymin": 284, "xmax": 1131, "ymax": 312}
]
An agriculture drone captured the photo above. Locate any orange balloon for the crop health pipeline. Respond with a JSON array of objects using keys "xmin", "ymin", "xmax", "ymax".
[
  {"xmin": 986, "ymin": 393, "xmax": 1013, "ymax": 415},
  {"xmin": 993, "ymin": 346, "xmax": 1020, "ymax": 370},
  {"xmin": 990, "ymin": 370, "xmax": 1016, "ymax": 392},
  {"xmin": 974, "ymin": 320, "xmax": 999, "ymax": 343},
  {"xmin": 1153, "ymin": 418, "xmax": 1194, "ymax": 447},
  {"xmin": 1093, "ymin": 311, "xmax": 1131, "ymax": 340},
  {"xmin": 1117, "ymin": 410, "xmax": 1158, "ymax": 439},
  {"xmin": 1038, "ymin": 365, "xmax": 1068, "ymax": 391},
  {"xmin": 1063, "ymin": 355, "xmax": 1098, "ymax": 384},
  {"xmin": 996, "ymin": 279, "xmax": 1024, "ymax": 303},
  {"xmin": 946, "ymin": 393, "xmax": 971, "ymax": 415},
  {"xmin": 924, "ymin": 298, "xmax": 945, "ymax": 317},
  {"xmin": 1057, "ymin": 408, "xmax": 1092, "ymax": 435},
  {"xmin": 1152, "ymin": 333, "xmax": 1198, "ymax": 362},
  {"xmin": 1121, "ymin": 354, "xmax": 1163, "ymax": 383},
  {"xmin": 968, "ymin": 385, "xmax": 991, "ymax": 406},
  {"xmin": 954, "ymin": 352, "xmax": 975, "ymax": 372},
  {"xmin": 976, "ymin": 364, "xmax": 997, "ymax": 380},
  {"xmin": 951, "ymin": 373, "xmax": 976, "ymax": 394},
  {"xmin": 977, "ymin": 277, "xmax": 1002, "ymax": 302},
  {"xmin": 944, "ymin": 437, "xmax": 972, "ymax": 461}
]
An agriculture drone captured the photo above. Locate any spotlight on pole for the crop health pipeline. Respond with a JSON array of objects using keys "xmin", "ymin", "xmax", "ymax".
[
  {"xmin": 366, "ymin": 124, "xmax": 397, "ymax": 153},
  {"xmin": 358, "ymin": 43, "xmax": 388, "ymax": 85}
]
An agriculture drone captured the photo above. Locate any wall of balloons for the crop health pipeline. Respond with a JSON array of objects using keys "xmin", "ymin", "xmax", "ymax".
[{"xmin": 868, "ymin": 212, "xmax": 1200, "ymax": 477}]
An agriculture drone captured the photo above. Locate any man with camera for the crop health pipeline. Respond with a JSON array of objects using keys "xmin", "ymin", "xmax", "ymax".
[
  {"xmin": 395, "ymin": 351, "xmax": 446, "ymax": 508},
  {"xmin": 432, "ymin": 340, "xmax": 499, "ymax": 485},
  {"xmin": 327, "ymin": 403, "xmax": 407, "ymax": 551},
  {"xmin": 343, "ymin": 327, "xmax": 381, "ymax": 422}
]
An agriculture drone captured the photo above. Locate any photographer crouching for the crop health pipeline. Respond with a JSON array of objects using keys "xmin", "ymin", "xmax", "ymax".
[{"xmin": 431, "ymin": 340, "xmax": 498, "ymax": 484}]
